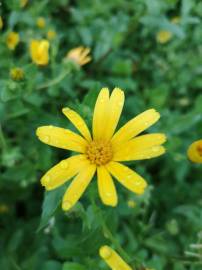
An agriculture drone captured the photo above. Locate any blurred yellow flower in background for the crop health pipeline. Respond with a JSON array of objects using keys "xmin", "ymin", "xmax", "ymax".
[
  {"xmin": 156, "ymin": 30, "xmax": 172, "ymax": 44},
  {"xmin": 66, "ymin": 46, "xmax": 91, "ymax": 66},
  {"xmin": 99, "ymin": 245, "xmax": 132, "ymax": 270},
  {"xmin": 0, "ymin": 16, "xmax": 3, "ymax": 30},
  {"xmin": 127, "ymin": 200, "xmax": 136, "ymax": 208},
  {"xmin": 36, "ymin": 88, "xmax": 166, "ymax": 211},
  {"xmin": 20, "ymin": 0, "xmax": 28, "ymax": 8},
  {"xmin": 37, "ymin": 17, "xmax": 46, "ymax": 28},
  {"xmin": 47, "ymin": 29, "xmax": 56, "ymax": 40},
  {"xmin": 10, "ymin": 67, "xmax": 24, "ymax": 81},
  {"xmin": 6, "ymin": 32, "xmax": 20, "ymax": 50},
  {"xmin": 171, "ymin": 16, "xmax": 180, "ymax": 24},
  {"xmin": 30, "ymin": 39, "xmax": 49, "ymax": 66},
  {"xmin": 187, "ymin": 139, "xmax": 202, "ymax": 163},
  {"xmin": 0, "ymin": 204, "xmax": 9, "ymax": 214}
]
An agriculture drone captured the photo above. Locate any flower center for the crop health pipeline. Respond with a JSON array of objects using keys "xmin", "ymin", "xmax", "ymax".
[
  {"xmin": 86, "ymin": 140, "xmax": 113, "ymax": 166},
  {"xmin": 197, "ymin": 143, "xmax": 202, "ymax": 156}
]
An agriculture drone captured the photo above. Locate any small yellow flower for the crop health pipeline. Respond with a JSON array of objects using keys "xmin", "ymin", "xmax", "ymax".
[
  {"xmin": 47, "ymin": 29, "xmax": 56, "ymax": 40},
  {"xmin": 156, "ymin": 30, "xmax": 172, "ymax": 44},
  {"xmin": 0, "ymin": 16, "xmax": 3, "ymax": 30},
  {"xmin": 37, "ymin": 17, "xmax": 46, "ymax": 28},
  {"xmin": 36, "ymin": 88, "xmax": 166, "ymax": 211},
  {"xmin": 127, "ymin": 200, "xmax": 136, "ymax": 208},
  {"xmin": 187, "ymin": 139, "xmax": 202, "ymax": 163},
  {"xmin": 171, "ymin": 16, "xmax": 180, "ymax": 24},
  {"xmin": 99, "ymin": 245, "xmax": 132, "ymax": 270},
  {"xmin": 20, "ymin": 0, "xmax": 28, "ymax": 7},
  {"xmin": 66, "ymin": 46, "xmax": 91, "ymax": 66},
  {"xmin": 30, "ymin": 39, "xmax": 49, "ymax": 66},
  {"xmin": 10, "ymin": 67, "xmax": 24, "ymax": 81},
  {"xmin": 6, "ymin": 32, "xmax": 20, "ymax": 50},
  {"xmin": 0, "ymin": 204, "xmax": 9, "ymax": 214}
]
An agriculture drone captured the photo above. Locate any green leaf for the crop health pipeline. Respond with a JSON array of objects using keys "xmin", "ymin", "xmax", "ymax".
[
  {"xmin": 62, "ymin": 262, "xmax": 86, "ymax": 270},
  {"xmin": 37, "ymin": 184, "xmax": 66, "ymax": 232}
]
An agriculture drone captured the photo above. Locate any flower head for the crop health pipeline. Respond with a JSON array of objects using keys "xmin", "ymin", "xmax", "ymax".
[
  {"xmin": 6, "ymin": 32, "xmax": 20, "ymax": 50},
  {"xmin": 156, "ymin": 30, "xmax": 172, "ymax": 44},
  {"xmin": 36, "ymin": 88, "xmax": 166, "ymax": 211},
  {"xmin": 171, "ymin": 16, "xmax": 180, "ymax": 24},
  {"xmin": 47, "ymin": 29, "xmax": 56, "ymax": 40},
  {"xmin": 66, "ymin": 46, "xmax": 91, "ymax": 66},
  {"xmin": 20, "ymin": 0, "xmax": 28, "ymax": 8},
  {"xmin": 36, "ymin": 17, "xmax": 46, "ymax": 28},
  {"xmin": 30, "ymin": 39, "xmax": 49, "ymax": 66},
  {"xmin": 99, "ymin": 245, "xmax": 132, "ymax": 270},
  {"xmin": 10, "ymin": 67, "xmax": 24, "ymax": 81},
  {"xmin": 0, "ymin": 16, "xmax": 3, "ymax": 30},
  {"xmin": 187, "ymin": 139, "xmax": 202, "ymax": 163}
]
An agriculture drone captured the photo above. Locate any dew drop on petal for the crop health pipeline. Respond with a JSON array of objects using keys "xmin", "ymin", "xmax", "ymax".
[
  {"xmin": 60, "ymin": 160, "xmax": 68, "ymax": 169},
  {"xmin": 63, "ymin": 200, "xmax": 72, "ymax": 210},
  {"xmin": 43, "ymin": 175, "xmax": 51, "ymax": 184},
  {"xmin": 100, "ymin": 246, "xmax": 112, "ymax": 259},
  {"xmin": 41, "ymin": 135, "xmax": 49, "ymax": 143}
]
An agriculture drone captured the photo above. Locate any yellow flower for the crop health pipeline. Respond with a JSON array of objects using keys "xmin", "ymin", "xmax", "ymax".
[
  {"xmin": 47, "ymin": 29, "xmax": 56, "ymax": 40},
  {"xmin": 6, "ymin": 32, "xmax": 20, "ymax": 50},
  {"xmin": 20, "ymin": 0, "xmax": 28, "ymax": 7},
  {"xmin": 37, "ymin": 17, "xmax": 46, "ymax": 28},
  {"xmin": 187, "ymin": 139, "xmax": 202, "ymax": 163},
  {"xmin": 99, "ymin": 245, "xmax": 132, "ymax": 270},
  {"xmin": 127, "ymin": 200, "xmax": 136, "ymax": 208},
  {"xmin": 0, "ymin": 16, "xmax": 3, "ymax": 30},
  {"xmin": 0, "ymin": 204, "xmax": 9, "ymax": 214},
  {"xmin": 30, "ymin": 39, "xmax": 49, "ymax": 66},
  {"xmin": 171, "ymin": 16, "xmax": 180, "ymax": 24},
  {"xmin": 66, "ymin": 46, "xmax": 91, "ymax": 66},
  {"xmin": 156, "ymin": 30, "xmax": 172, "ymax": 44},
  {"xmin": 10, "ymin": 67, "xmax": 24, "ymax": 81},
  {"xmin": 36, "ymin": 88, "xmax": 166, "ymax": 211}
]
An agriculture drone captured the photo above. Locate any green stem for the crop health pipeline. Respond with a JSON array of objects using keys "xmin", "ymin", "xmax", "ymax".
[
  {"xmin": 37, "ymin": 69, "xmax": 71, "ymax": 90},
  {"xmin": 0, "ymin": 124, "xmax": 7, "ymax": 150},
  {"xmin": 102, "ymin": 222, "xmax": 131, "ymax": 263}
]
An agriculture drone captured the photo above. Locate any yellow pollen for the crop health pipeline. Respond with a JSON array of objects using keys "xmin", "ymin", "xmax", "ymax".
[
  {"xmin": 197, "ymin": 143, "xmax": 202, "ymax": 156},
  {"xmin": 86, "ymin": 140, "xmax": 113, "ymax": 166}
]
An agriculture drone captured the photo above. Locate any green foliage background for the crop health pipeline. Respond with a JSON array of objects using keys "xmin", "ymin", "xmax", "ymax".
[{"xmin": 0, "ymin": 0, "xmax": 202, "ymax": 269}]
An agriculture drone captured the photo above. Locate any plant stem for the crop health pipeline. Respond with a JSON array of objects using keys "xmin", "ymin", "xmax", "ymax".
[{"xmin": 37, "ymin": 69, "xmax": 71, "ymax": 90}]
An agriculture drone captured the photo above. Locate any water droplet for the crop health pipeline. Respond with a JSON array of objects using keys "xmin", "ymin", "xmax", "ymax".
[
  {"xmin": 54, "ymin": 139, "xmax": 59, "ymax": 145},
  {"xmin": 100, "ymin": 246, "xmax": 112, "ymax": 259},
  {"xmin": 135, "ymin": 181, "xmax": 142, "ymax": 186},
  {"xmin": 118, "ymin": 101, "xmax": 122, "ymax": 106},
  {"xmin": 60, "ymin": 160, "xmax": 68, "ymax": 169},
  {"xmin": 63, "ymin": 200, "xmax": 72, "ymax": 210},
  {"xmin": 41, "ymin": 135, "xmax": 49, "ymax": 143},
  {"xmin": 43, "ymin": 175, "xmax": 51, "ymax": 184}
]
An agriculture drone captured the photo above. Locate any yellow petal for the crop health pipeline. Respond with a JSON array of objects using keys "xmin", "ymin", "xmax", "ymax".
[
  {"xmin": 187, "ymin": 139, "xmax": 202, "ymax": 163},
  {"xmin": 106, "ymin": 162, "xmax": 147, "ymax": 195},
  {"xmin": 62, "ymin": 107, "xmax": 92, "ymax": 141},
  {"xmin": 36, "ymin": 125, "xmax": 87, "ymax": 153},
  {"xmin": 111, "ymin": 109, "xmax": 160, "ymax": 147},
  {"xmin": 113, "ymin": 133, "xmax": 166, "ymax": 161},
  {"xmin": 97, "ymin": 166, "xmax": 117, "ymax": 207},
  {"xmin": 103, "ymin": 88, "xmax": 125, "ymax": 140},
  {"xmin": 92, "ymin": 88, "xmax": 110, "ymax": 140},
  {"xmin": 80, "ymin": 47, "xmax": 91, "ymax": 58},
  {"xmin": 62, "ymin": 163, "xmax": 96, "ymax": 211},
  {"xmin": 99, "ymin": 246, "xmax": 132, "ymax": 270},
  {"xmin": 41, "ymin": 155, "xmax": 88, "ymax": 190},
  {"xmin": 80, "ymin": 56, "xmax": 92, "ymax": 65}
]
